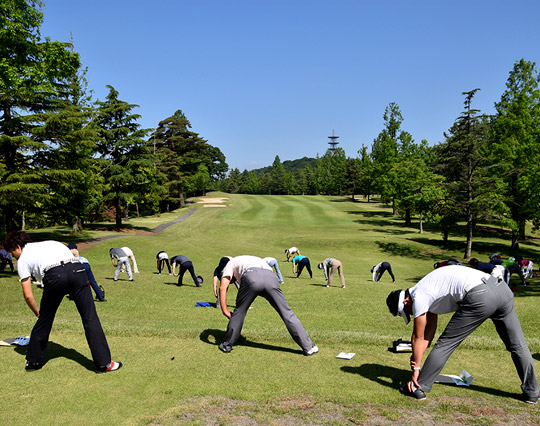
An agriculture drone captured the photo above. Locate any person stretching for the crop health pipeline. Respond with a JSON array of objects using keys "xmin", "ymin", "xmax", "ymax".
[{"xmin": 371, "ymin": 261, "xmax": 395, "ymax": 282}]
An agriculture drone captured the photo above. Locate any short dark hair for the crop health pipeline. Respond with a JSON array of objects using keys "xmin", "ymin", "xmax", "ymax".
[
  {"xmin": 386, "ymin": 290, "xmax": 401, "ymax": 316},
  {"xmin": 214, "ymin": 256, "xmax": 231, "ymax": 280},
  {"xmin": 468, "ymin": 258, "xmax": 479, "ymax": 267},
  {"xmin": 3, "ymin": 230, "xmax": 33, "ymax": 252}
]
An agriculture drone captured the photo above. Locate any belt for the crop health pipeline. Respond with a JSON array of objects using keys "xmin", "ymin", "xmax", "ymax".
[{"xmin": 43, "ymin": 258, "xmax": 79, "ymax": 274}]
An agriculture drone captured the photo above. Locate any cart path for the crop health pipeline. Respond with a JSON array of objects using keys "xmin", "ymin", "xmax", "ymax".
[{"xmin": 76, "ymin": 207, "xmax": 197, "ymax": 250}]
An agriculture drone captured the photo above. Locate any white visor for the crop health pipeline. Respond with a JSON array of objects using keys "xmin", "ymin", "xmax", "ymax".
[{"xmin": 397, "ymin": 291, "xmax": 410, "ymax": 325}]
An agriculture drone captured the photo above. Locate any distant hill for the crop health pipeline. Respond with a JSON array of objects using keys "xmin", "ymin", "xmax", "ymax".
[{"xmin": 251, "ymin": 157, "xmax": 317, "ymax": 175}]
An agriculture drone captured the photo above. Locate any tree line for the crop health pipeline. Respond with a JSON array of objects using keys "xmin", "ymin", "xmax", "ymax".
[
  {"xmin": 2, "ymin": 2, "xmax": 539, "ymax": 258},
  {"xmin": 221, "ymin": 60, "xmax": 540, "ymax": 257},
  {"xmin": 0, "ymin": 0, "xmax": 227, "ymax": 233}
]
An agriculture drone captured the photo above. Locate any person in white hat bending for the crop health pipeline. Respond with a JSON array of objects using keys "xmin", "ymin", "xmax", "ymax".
[{"xmin": 386, "ymin": 265, "xmax": 539, "ymax": 403}]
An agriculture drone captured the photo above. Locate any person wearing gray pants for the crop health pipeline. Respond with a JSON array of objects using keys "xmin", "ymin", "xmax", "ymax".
[
  {"xmin": 110, "ymin": 248, "xmax": 133, "ymax": 281},
  {"xmin": 386, "ymin": 265, "xmax": 539, "ymax": 403},
  {"xmin": 218, "ymin": 255, "xmax": 318, "ymax": 356}
]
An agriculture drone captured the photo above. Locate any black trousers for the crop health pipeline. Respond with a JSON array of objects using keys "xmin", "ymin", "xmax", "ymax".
[
  {"xmin": 158, "ymin": 258, "xmax": 171, "ymax": 274},
  {"xmin": 375, "ymin": 262, "xmax": 395, "ymax": 282},
  {"xmin": 27, "ymin": 262, "xmax": 111, "ymax": 368},
  {"xmin": 296, "ymin": 258, "xmax": 312, "ymax": 278},
  {"xmin": 178, "ymin": 261, "xmax": 199, "ymax": 286}
]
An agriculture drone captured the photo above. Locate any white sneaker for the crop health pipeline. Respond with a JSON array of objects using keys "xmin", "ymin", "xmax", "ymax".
[{"xmin": 305, "ymin": 345, "xmax": 319, "ymax": 356}]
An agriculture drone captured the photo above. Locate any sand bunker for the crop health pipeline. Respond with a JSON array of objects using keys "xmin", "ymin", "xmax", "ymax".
[{"xmin": 196, "ymin": 197, "xmax": 229, "ymax": 207}]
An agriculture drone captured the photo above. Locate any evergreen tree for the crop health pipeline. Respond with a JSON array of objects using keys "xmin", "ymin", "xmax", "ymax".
[
  {"xmin": 492, "ymin": 59, "xmax": 540, "ymax": 249},
  {"xmin": 370, "ymin": 103, "xmax": 403, "ymax": 211},
  {"xmin": 316, "ymin": 148, "xmax": 346, "ymax": 195},
  {"xmin": 0, "ymin": 0, "xmax": 80, "ymax": 231},
  {"xmin": 227, "ymin": 168, "xmax": 240, "ymax": 193},
  {"xmin": 357, "ymin": 145, "xmax": 374, "ymax": 201},
  {"xmin": 95, "ymin": 85, "xmax": 152, "ymax": 229},
  {"xmin": 434, "ymin": 89, "xmax": 505, "ymax": 258},
  {"xmin": 344, "ymin": 157, "xmax": 361, "ymax": 201},
  {"xmin": 270, "ymin": 155, "xmax": 285, "ymax": 194},
  {"xmin": 32, "ymin": 62, "xmax": 102, "ymax": 232},
  {"xmin": 150, "ymin": 110, "xmax": 227, "ymax": 207}
]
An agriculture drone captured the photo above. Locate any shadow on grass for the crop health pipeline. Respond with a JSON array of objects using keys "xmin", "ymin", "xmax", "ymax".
[
  {"xmin": 14, "ymin": 341, "xmax": 94, "ymax": 371},
  {"xmin": 341, "ymin": 363, "xmax": 518, "ymax": 400},
  {"xmin": 199, "ymin": 329, "xmax": 303, "ymax": 355}
]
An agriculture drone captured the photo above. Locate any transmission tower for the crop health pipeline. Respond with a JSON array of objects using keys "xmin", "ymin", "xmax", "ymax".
[{"xmin": 328, "ymin": 129, "xmax": 339, "ymax": 153}]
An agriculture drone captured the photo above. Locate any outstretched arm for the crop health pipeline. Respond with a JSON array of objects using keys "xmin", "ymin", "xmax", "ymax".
[
  {"xmin": 21, "ymin": 277, "xmax": 39, "ymax": 317},
  {"xmin": 408, "ymin": 312, "xmax": 438, "ymax": 390},
  {"xmin": 219, "ymin": 276, "xmax": 232, "ymax": 319}
]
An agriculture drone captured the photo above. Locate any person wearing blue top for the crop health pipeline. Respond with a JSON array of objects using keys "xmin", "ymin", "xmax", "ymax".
[
  {"xmin": 68, "ymin": 244, "xmax": 106, "ymax": 302},
  {"xmin": 292, "ymin": 255, "xmax": 312, "ymax": 279}
]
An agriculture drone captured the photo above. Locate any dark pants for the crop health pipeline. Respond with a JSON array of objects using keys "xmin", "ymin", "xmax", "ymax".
[
  {"xmin": 297, "ymin": 258, "xmax": 312, "ymax": 278},
  {"xmin": 158, "ymin": 258, "xmax": 171, "ymax": 274},
  {"xmin": 1, "ymin": 257, "xmax": 14, "ymax": 272},
  {"xmin": 178, "ymin": 261, "xmax": 199, "ymax": 286},
  {"xmin": 376, "ymin": 262, "xmax": 395, "ymax": 282},
  {"xmin": 418, "ymin": 277, "xmax": 539, "ymax": 397},
  {"xmin": 27, "ymin": 262, "xmax": 111, "ymax": 368},
  {"xmin": 81, "ymin": 262, "xmax": 105, "ymax": 301},
  {"xmin": 221, "ymin": 268, "xmax": 313, "ymax": 353}
]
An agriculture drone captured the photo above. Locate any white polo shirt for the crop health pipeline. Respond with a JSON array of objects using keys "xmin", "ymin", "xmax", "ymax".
[
  {"xmin": 410, "ymin": 265, "xmax": 489, "ymax": 317},
  {"xmin": 16, "ymin": 241, "xmax": 75, "ymax": 282},
  {"xmin": 221, "ymin": 255, "xmax": 272, "ymax": 286}
]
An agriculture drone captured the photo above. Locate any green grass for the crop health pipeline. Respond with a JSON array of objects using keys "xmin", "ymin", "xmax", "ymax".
[{"xmin": 1, "ymin": 192, "xmax": 540, "ymax": 425}]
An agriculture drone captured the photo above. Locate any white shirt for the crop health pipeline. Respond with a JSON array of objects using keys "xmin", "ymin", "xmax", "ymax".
[
  {"xmin": 372, "ymin": 262, "xmax": 383, "ymax": 281},
  {"xmin": 157, "ymin": 252, "xmax": 169, "ymax": 260},
  {"xmin": 17, "ymin": 241, "xmax": 75, "ymax": 282},
  {"xmin": 321, "ymin": 258, "xmax": 335, "ymax": 279},
  {"xmin": 221, "ymin": 255, "xmax": 272, "ymax": 286},
  {"xmin": 410, "ymin": 265, "xmax": 489, "ymax": 317}
]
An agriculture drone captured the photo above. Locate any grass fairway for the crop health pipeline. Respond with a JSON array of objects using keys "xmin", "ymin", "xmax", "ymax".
[{"xmin": 1, "ymin": 192, "xmax": 540, "ymax": 425}]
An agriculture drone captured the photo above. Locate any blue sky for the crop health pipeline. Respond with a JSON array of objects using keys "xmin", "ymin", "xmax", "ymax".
[{"xmin": 41, "ymin": 0, "xmax": 540, "ymax": 171}]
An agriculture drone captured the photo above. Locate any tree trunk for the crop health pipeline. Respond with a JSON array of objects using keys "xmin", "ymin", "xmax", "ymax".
[
  {"xmin": 404, "ymin": 209, "xmax": 411, "ymax": 226},
  {"xmin": 419, "ymin": 212, "xmax": 423, "ymax": 234},
  {"xmin": 73, "ymin": 216, "xmax": 83, "ymax": 233},
  {"xmin": 114, "ymin": 197, "xmax": 122, "ymax": 229},
  {"xmin": 179, "ymin": 191, "xmax": 185, "ymax": 207},
  {"xmin": 511, "ymin": 231, "xmax": 520, "ymax": 250}
]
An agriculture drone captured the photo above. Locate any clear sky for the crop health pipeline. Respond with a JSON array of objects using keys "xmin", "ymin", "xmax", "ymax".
[{"xmin": 40, "ymin": 0, "xmax": 540, "ymax": 171}]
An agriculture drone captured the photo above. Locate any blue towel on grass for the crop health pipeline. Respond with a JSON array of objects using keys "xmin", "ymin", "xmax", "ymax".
[{"xmin": 195, "ymin": 302, "xmax": 212, "ymax": 307}]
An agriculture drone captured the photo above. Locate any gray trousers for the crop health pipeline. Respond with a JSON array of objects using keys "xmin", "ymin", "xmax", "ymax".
[
  {"xmin": 221, "ymin": 268, "xmax": 314, "ymax": 353},
  {"xmin": 114, "ymin": 256, "xmax": 133, "ymax": 280},
  {"xmin": 418, "ymin": 277, "xmax": 539, "ymax": 398}
]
